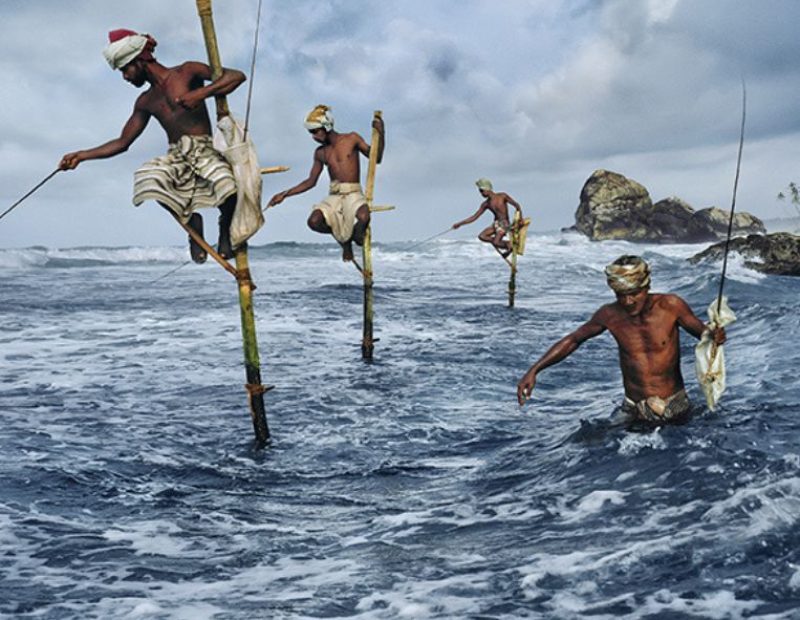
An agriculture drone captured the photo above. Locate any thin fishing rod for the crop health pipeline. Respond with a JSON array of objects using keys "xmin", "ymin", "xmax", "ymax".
[
  {"xmin": 0, "ymin": 169, "xmax": 60, "ymax": 222},
  {"xmin": 716, "ymin": 79, "xmax": 746, "ymax": 316},
  {"xmin": 243, "ymin": 0, "xmax": 264, "ymax": 138},
  {"xmin": 149, "ymin": 260, "xmax": 191, "ymax": 284},
  {"xmin": 405, "ymin": 226, "xmax": 453, "ymax": 251}
]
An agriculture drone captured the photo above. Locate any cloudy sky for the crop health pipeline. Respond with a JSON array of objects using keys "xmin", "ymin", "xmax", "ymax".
[{"xmin": 2, "ymin": 0, "xmax": 800, "ymax": 248}]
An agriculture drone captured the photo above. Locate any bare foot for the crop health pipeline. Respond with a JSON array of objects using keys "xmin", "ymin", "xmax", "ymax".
[{"xmin": 341, "ymin": 241, "xmax": 354, "ymax": 262}]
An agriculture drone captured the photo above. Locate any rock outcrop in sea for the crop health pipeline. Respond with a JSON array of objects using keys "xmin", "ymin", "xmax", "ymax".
[
  {"xmin": 689, "ymin": 232, "xmax": 800, "ymax": 276},
  {"xmin": 571, "ymin": 169, "xmax": 765, "ymax": 242}
]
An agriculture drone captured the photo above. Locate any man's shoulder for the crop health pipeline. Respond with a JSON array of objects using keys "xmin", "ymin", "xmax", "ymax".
[
  {"xmin": 171, "ymin": 61, "xmax": 211, "ymax": 77},
  {"xmin": 592, "ymin": 302, "xmax": 618, "ymax": 323},
  {"xmin": 652, "ymin": 292, "xmax": 688, "ymax": 310}
]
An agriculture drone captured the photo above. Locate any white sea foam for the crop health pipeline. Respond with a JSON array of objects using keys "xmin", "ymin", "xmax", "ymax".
[{"xmin": 617, "ymin": 428, "xmax": 666, "ymax": 455}]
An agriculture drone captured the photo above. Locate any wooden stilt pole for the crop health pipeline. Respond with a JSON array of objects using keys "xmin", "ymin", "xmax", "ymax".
[
  {"xmin": 361, "ymin": 111, "xmax": 382, "ymax": 360},
  {"xmin": 196, "ymin": 0, "xmax": 269, "ymax": 445},
  {"xmin": 509, "ymin": 250, "xmax": 518, "ymax": 307},
  {"xmin": 508, "ymin": 212, "xmax": 520, "ymax": 308}
]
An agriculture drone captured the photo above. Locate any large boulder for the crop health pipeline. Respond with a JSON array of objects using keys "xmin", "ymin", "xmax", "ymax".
[
  {"xmin": 689, "ymin": 232, "xmax": 800, "ymax": 276},
  {"xmin": 651, "ymin": 197, "xmax": 695, "ymax": 241},
  {"xmin": 573, "ymin": 170, "xmax": 766, "ymax": 242},
  {"xmin": 687, "ymin": 207, "xmax": 766, "ymax": 243},
  {"xmin": 574, "ymin": 170, "xmax": 653, "ymax": 240}
]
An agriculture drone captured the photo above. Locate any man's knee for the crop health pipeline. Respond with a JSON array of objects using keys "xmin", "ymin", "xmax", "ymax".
[
  {"xmin": 356, "ymin": 204, "xmax": 370, "ymax": 224},
  {"xmin": 308, "ymin": 209, "xmax": 328, "ymax": 232}
]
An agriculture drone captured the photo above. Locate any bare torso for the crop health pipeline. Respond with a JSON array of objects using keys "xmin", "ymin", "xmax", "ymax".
[
  {"xmin": 316, "ymin": 132, "xmax": 366, "ymax": 184},
  {"xmin": 483, "ymin": 193, "xmax": 512, "ymax": 223},
  {"xmin": 595, "ymin": 294, "xmax": 693, "ymax": 400},
  {"xmin": 135, "ymin": 64, "xmax": 213, "ymax": 143}
]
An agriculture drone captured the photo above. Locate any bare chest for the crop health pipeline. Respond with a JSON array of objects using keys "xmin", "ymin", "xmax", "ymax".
[{"xmin": 607, "ymin": 313, "xmax": 678, "ymax": 354}]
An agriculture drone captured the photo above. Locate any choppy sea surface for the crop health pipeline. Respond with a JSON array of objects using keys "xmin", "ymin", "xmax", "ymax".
[{"xmin": 1, "ymin": 232, "xmax": 799, "ymax": 619}]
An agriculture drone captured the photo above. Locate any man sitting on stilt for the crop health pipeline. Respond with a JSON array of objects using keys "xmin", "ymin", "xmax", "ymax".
[
  {"xmin": 452, "ymin": 178, "xmax": 523, "ymax": 258},
  {"xmin": 59, "ymin": 29, "xmax": 246, "ymax": 263},
  {"xmin": 267, "ymin": 105, "xmax": 385, "ymax": 262}
]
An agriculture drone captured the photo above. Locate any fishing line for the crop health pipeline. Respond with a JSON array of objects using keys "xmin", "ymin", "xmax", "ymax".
[
  {"xmin": 0, "ymin": 169, "xmax": 60, "ymax": 222},
  {"xmin": 716, "ymin": 79, "xmax": 746, "ymax": 315},
  {"xmin": 404, "ymin": 227, "xmax": 453, "ymax": 251},
  {"xmin": 149, "ymin": 260, "xmax": 192, "ymax": 284}
]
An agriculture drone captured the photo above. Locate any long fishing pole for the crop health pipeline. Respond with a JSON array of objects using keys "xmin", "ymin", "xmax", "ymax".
[
  {"xmin": 0, "ymin": 169, "xmax": 60, "ymax": 222},
  {"xmin": 716, "ymin": 79, "xmax": 746, "ymax": 316},
  {"xmin": 243, "ymin": 0, "xmax": 263, "ymax": 138},
  {"xmin": 405, "ymin": 226, "xmax": 453, "ymax": 251}
]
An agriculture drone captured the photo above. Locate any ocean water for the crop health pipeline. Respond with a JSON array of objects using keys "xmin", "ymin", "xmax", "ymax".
[{"xmin": 1, "ymin": 232, "xmax": 799, "ymax": 619}]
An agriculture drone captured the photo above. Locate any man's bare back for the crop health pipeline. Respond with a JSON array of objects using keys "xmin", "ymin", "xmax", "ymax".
[{"xmin": 482, "ymin": 193, "xmax": 514, "ymax": 224}]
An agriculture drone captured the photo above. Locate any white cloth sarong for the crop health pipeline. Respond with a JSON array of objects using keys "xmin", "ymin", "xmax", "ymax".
[
  {"xmin": 133, "ymin": 135, "xmax": 236, "ymax": 222},
  {"xmin": 694, "ymin": 296, "xmax": 736, "ymax": 410},
  {"xmin": 313, "ymin": 181, "xmax": 366, "ymax": 243}
]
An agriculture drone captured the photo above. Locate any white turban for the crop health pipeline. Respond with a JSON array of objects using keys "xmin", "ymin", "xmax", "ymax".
[
  {"xmin": 605, "ymin": 256, "xmax": 651, "ymax": 293},
  {"xmin": 304, "ymin": 104, "xmax": 334, "ymax": 131},
  {"xmin": 475, "ymin": 178, "xmax": 493, "ymax": 191},
  {"xmin": 103, "ymin": 32, "xmax": 151, "ymax": 70}
]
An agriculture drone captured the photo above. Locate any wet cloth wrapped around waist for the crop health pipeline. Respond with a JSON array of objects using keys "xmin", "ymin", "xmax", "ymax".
[{"xmin": 622, "ymin": 388, "xmax": 691, "ymax": 423}]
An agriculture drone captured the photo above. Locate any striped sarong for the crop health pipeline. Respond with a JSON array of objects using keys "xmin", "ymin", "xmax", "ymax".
[{"xmin": 133, "ymin": 135, "xmax": 237, "ymax": 222}]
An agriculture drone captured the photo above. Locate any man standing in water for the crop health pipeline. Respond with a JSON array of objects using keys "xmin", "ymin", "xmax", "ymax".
[
  {"xmin": 267, "ymin": 105, "xmax": 386, "ymax": 262},
  {"xmin": 452, "ymin": 179, "xmax": 523, "ymax": 258},
  {"xmin": 59, "ymin": 29, "xmax": 246, "ymax": 263},
  {"xmin": 517, "ymin": 255, "xmax": 727, "ymax": 424}
]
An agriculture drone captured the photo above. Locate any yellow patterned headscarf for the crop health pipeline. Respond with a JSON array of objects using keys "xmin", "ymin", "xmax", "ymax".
[
  {"xmin": 605, "ymin": 256, "xmax": 651, "ymax": 293},
  {"xmin": 304, "ymin": 104, "xmax": 334, "ymax": 131}
]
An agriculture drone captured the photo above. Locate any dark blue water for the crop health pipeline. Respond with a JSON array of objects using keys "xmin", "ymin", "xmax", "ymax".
[{"xmin": 1, "ymin": 236, "xmax": 799, "ymax": 618}]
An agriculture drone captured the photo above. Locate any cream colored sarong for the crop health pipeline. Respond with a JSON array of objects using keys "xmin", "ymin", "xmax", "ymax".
[
  {"xmin": 313, "ymin": 181, "xmax": 366, "ymax": 243},
  {"xmin": 133, "ymin": 135, "xmax": 237, "ymax": 222},
  {"xmin": 622, "ymin": 388, "xmax": 691, "ymax": 423}
]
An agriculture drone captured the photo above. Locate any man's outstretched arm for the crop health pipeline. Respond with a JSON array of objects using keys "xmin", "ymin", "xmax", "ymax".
[
  {"xmin": 268, "ymin": 151, "xmax": 324, "ymax": 207},
  {"xmin": 517, "ymin": 317, "xmax": 606, "ymax": 406},
  {"xmin": 453, "ymin": 205, "xmax": 487, "ymax": 229},
  {"xmin": 60, "ymin": 105, "xmax": 150, "ymax": 170}
]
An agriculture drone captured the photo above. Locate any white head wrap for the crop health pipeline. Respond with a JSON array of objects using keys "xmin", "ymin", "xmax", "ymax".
[
  {"xmin": 304, "ymin": 105, "xmax": 334, "ymax": 131},
  {"xmin": 103, "ymin": 34, "xmax": 151, "ymax": 70},
  {"xmin": 476, "ymin": 178, "xmax": 493, "ymax": 191},
  {"xmin": 605, "ymin": 256, "xmax": 651, "ymax": 293}
]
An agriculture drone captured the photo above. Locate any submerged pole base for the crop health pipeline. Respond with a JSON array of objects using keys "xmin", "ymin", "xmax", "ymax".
[
  {"xmin": 361, "ymin": 337, "xmax": 380, "ymax": 360},
  {"xmin": 245, "ymin": 377, "xmax": 270, "ymax": 446}
]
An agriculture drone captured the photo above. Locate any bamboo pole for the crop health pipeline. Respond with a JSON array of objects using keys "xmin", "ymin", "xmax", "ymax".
[
  {"xmin": 260, "ymin": 166, "xmax": 290, "ymax": 175},
  {"xmin": 361, "ymin": 111, "xmax": 382, "ymax": 360},
  {"xmin": 196, "ymin": 0, "xmax": 269, "ymax": 444},
  {"xmin": 508, "ymin": 212, "xmax": 520, "ymax": 308}
]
